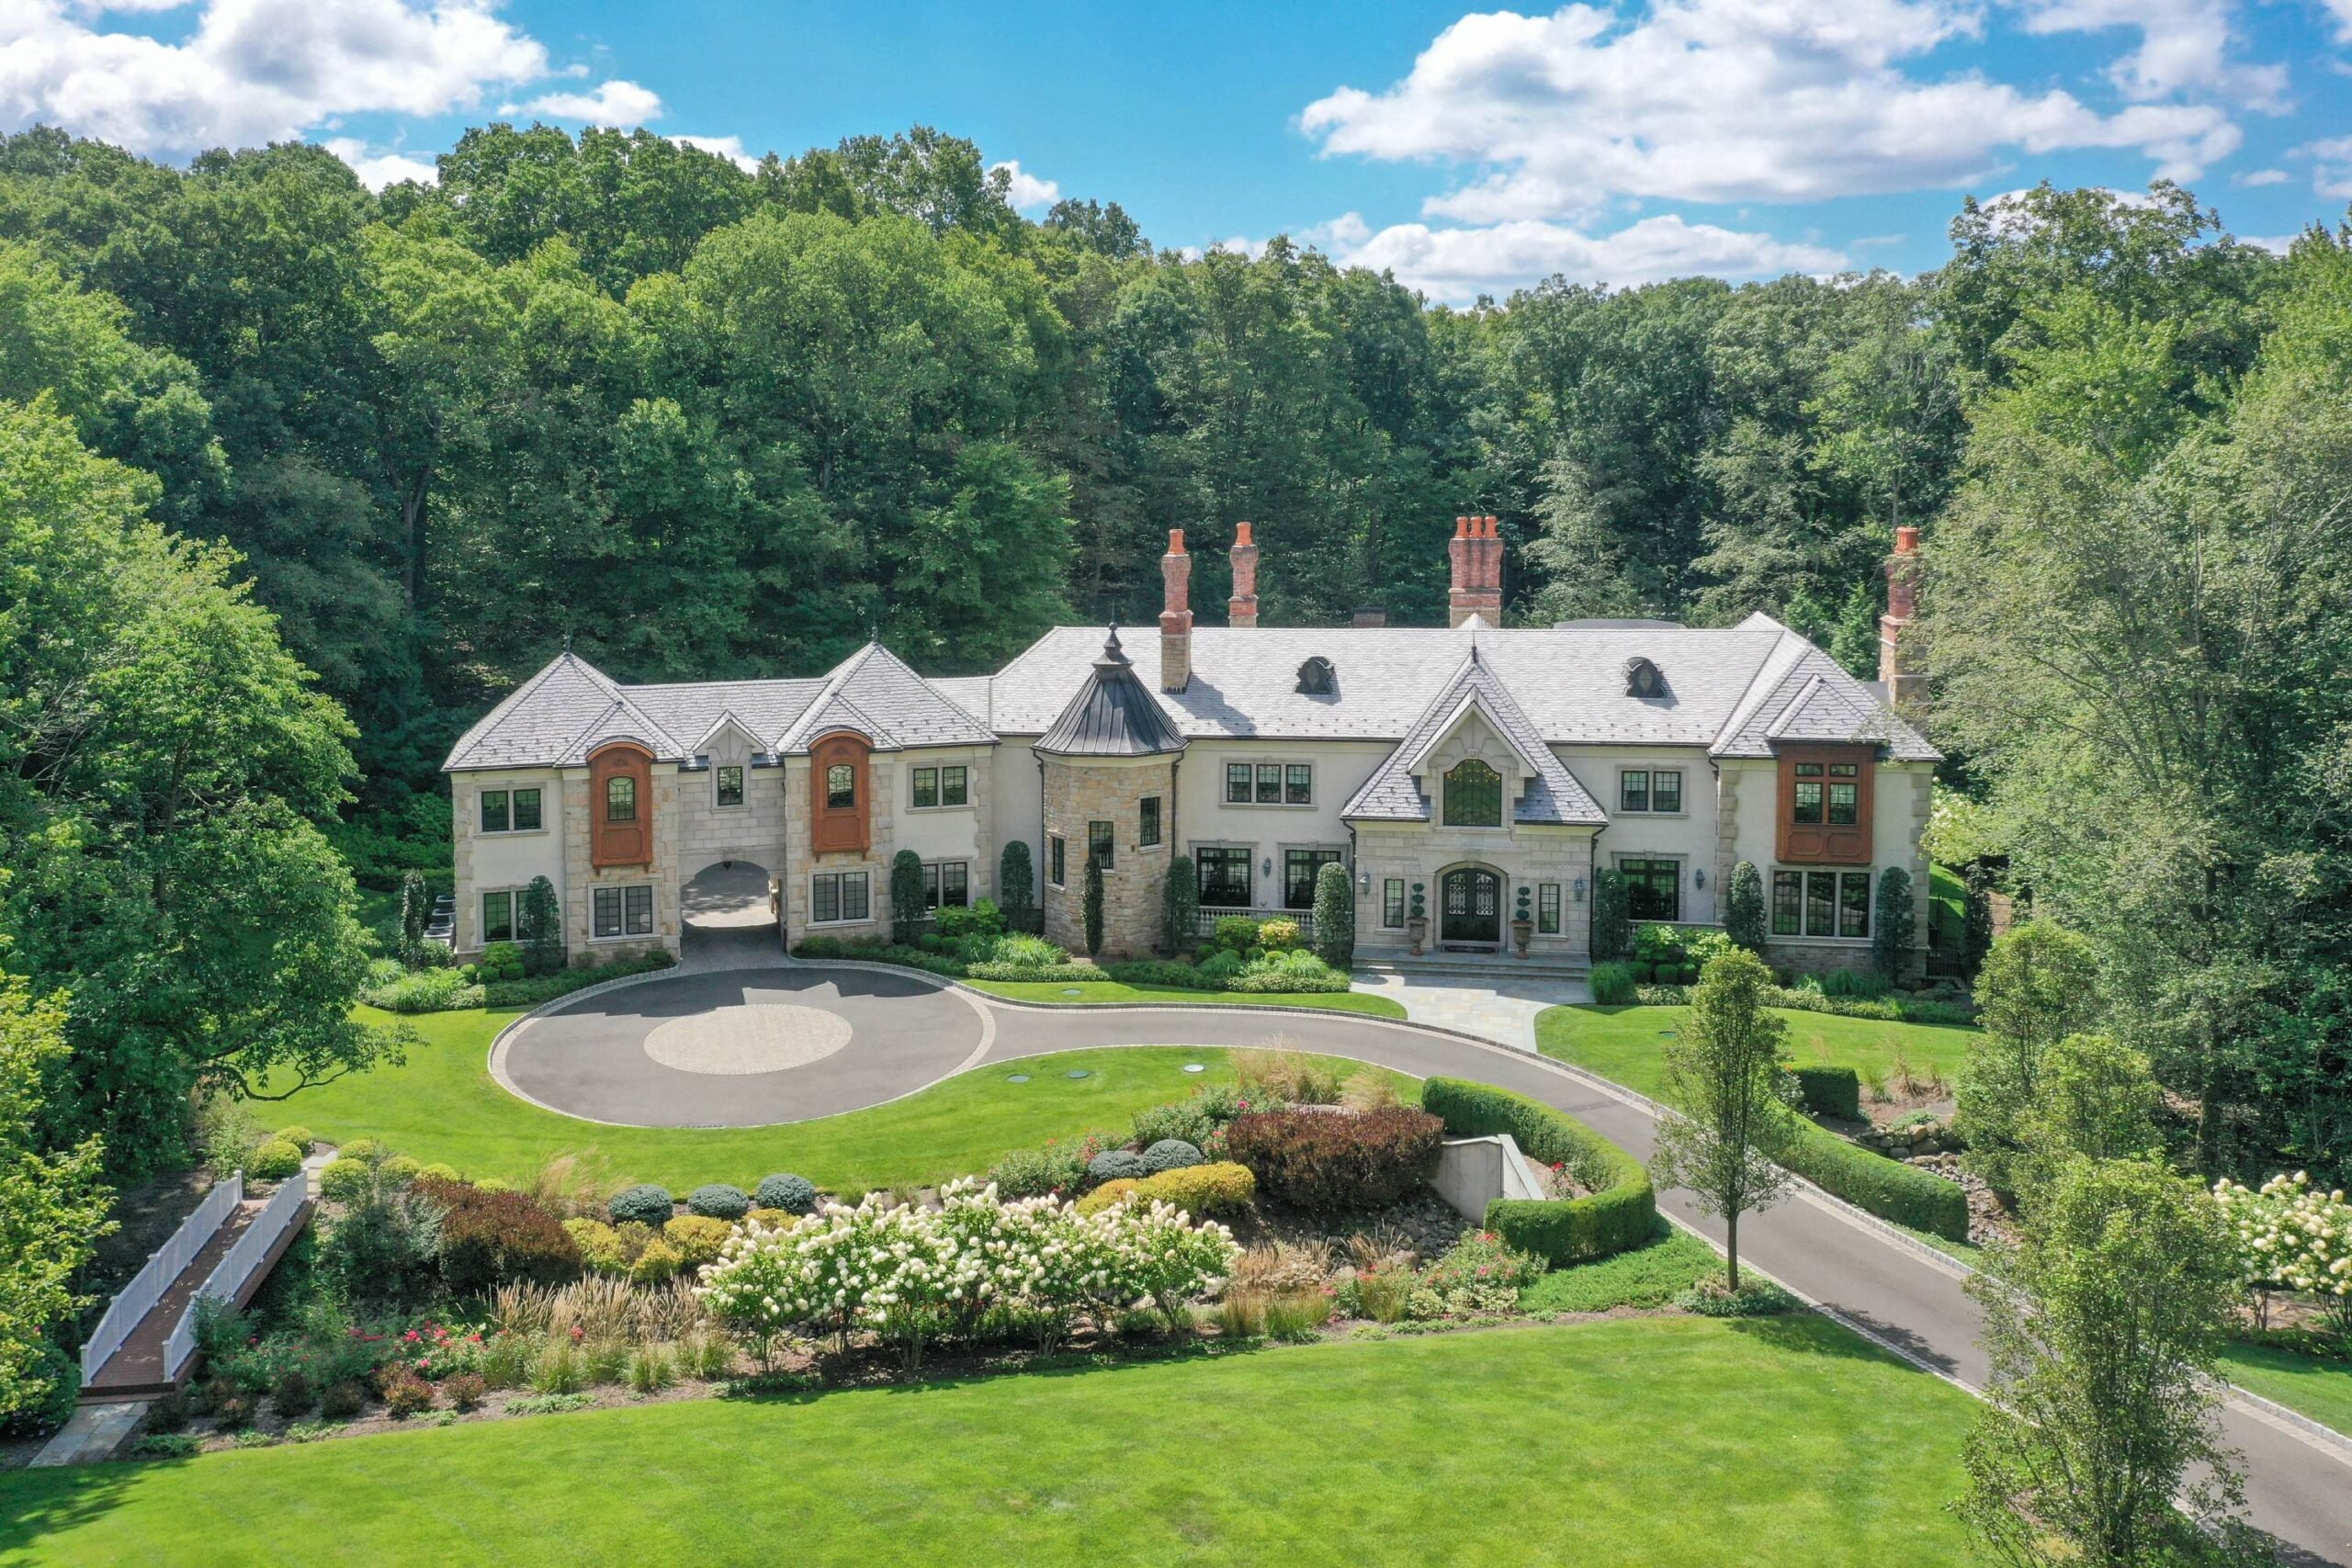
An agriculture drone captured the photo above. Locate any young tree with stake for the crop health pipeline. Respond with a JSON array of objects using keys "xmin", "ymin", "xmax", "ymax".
[{"xmin": 1650, "ymin": 947, "xmax": 1792, "ymax": 1290}]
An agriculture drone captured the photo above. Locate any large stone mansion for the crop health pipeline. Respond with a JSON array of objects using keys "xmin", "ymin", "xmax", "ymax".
[{"xmin": 443, "ymin": 518, "xmax": 1939, "ymax": 971}]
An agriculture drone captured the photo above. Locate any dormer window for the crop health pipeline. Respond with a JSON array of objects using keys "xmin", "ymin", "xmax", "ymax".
[
  {"xmin": 1624, "ymin": 657, "xmax": 1665, "ymax": 698},
  {"xmin": 1295, "ymin": 656, "xmax": 1336, "ymax": 695},
  {"xmin": 1442, "ymin": 758, "xmax": 1503, "ymax": 827}
]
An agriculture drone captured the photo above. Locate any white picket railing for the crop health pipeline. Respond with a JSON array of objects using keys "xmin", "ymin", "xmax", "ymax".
[
  {"xmin": 162, "ymin": 1168, "xmax": 311, "ymax": 1382},
  {"xmin": 79, "ymin": 1173, "xmax": 243, "ymax": 1386}
]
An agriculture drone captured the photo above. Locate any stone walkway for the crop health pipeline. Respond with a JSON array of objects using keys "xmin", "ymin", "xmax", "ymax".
[{"xmin": 1351, "ymin": 969, "xmax": 1590, "ymax": 1052}]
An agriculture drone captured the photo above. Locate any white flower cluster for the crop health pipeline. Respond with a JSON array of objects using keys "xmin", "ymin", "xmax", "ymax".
[
  {"xmin": 696, "ymin": 1179, "xmax": 1238, "ymax": 1362},
  {"xmin": 2212, "ymin": 1171, "xmax": 2352, "ymax": 1332}
]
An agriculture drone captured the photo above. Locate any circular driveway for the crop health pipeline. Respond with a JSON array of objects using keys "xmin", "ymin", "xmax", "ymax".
[{"xmin": 497, "ymin": 966, "xmax": 989, "ymax": 1127}]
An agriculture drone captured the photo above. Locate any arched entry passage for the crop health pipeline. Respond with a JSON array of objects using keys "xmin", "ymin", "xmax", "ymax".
[
  {"xmin": 1438, "ymin": 865, "xmax": 1503, "ymax": 950},
  {"xmin": 682, "ymin": 860, "xmax": 777, "ymax": 960}
]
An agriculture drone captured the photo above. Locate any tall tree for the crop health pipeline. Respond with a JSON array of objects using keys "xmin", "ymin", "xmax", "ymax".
[{"xmin": 1650, "ymin": 947, "xmax": 1792, "ymax": 1288}]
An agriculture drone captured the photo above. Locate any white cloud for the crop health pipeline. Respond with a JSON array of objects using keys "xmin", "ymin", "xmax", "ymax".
[
  {"xmin": 2233, "ymin": 166, "xmax": 2289, "ymax": 186},
  {"xmin": 1322, "ymin": 211, "xmax": 1847, "ymax": 300},
  {"xmin": 511, "ymin": 77, "xmax": 662, "ymax": 126},
  {"xmin": 0, "ymin": 0, "xmax": 549, "ymax": 158},
  {"xmin": 2008, "ymin": 0, "xmax": 2287, "ymax": 109},
  {"xmin": 2240, "ymin": 232, "xmax": 2299, "ymax": 254},
  {"xmin": 2301, "ymin": 134, "xmax": 2352, "ymax": 199},
  {"xmin": 1300, "ymin": 1, "xmax": 2245, "ymax": 221},
  {"xmin": 671, "ymin": 133, "xmax": 758, "ymax": 171},
  {"xmin": 992, "ymin": 159, "xmax": 1059, "ymax": 210},
  {"xmin": 2320, "ymin": 0, "xmax": 2352, "ymax": 43},
  {"xmin": 323, "ymin": 136, "xmax": 436, "ymax": 189}
]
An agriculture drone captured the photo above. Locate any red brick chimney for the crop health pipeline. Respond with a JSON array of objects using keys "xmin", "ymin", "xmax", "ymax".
[
  {"xmin": 1227, "ymin": 521, "xmax": 1259, "ymax": 628},
  {"xmin": 1159, "ymin": 528, "xmax": 1193, "ymax": 692},
  {"xmin": 1878, "ymin": 525, "xmax": 1923, "ymax": 705},
  {"xmin": 1449, "ymin": 514, "xmax": 1503, "ymax": 627}
]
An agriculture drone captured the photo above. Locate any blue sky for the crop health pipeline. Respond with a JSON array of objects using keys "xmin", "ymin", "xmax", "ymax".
[{"xmin": 4, "ymin": 0, "xmax": 2349, "ymax": 300}]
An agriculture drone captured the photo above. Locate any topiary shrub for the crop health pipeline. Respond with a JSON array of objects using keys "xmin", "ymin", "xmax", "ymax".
[
  {"xmin": 999, "ymin": 839, "xmax": 1035, "ymax": 916},
  {"xmin": 1222, "ymin": 1107, "xmax": 1442, "ymax": 1213},
  {"xmin": 890, "ymin": 849, "xmax": 926, "ymax": 944},
  {"xmin": 754, "ymin": 1173, "xmax": 817, "ymax": 1214},
  {"xmin": 337, "ymin": 1138, "xmax": 385, "ymax": 1163},
  {"xmin": 1139, "ymin": 1138, "xmax": 1204, "ymax": 1174},
  {"xmin": 608, "ymin": 1183, "xmax": 675, "ymax": 1228},
  {"xmin": 1792, "ymin": 1066, "xmax": 1862, "ymax": 1122},
  {"xmin": 686, "ymin": 1183, "xmax": 750, "ymax": 1221},
  {"xmin": 418, "ymin": 1163, "xmax": 462, "ymax": 1183},
  {"xmin": 1311, "ymin": 861, "xmax": 1356, "ymax": 970},
  {"xmin": 417, "ymin": 1178, "xmax": 582, "ymax": 1294},
  {"xmin": 1419, "ymin": 1077, "xmax": 1657, "ymax": 1266},
  {"xmin": 1161, "ymin": 853, "xmax": 1198, "ymax": 953},
  {"xmin": 1589, "ymin": 869, "xmax": 1631, "ymax": 961},
  {"xmin": 247, "ymin": 1139, "xmax": 304, "ymax": 1181},
  {"xmin": 1086, "ymin": 1148, "xmax": 1148, "ymax": 1186},
  {"xmin": 317, "ymin": 1157, "xmax": 370, "ymax": 1204},
  {"xmin": 1082, "ymin": 855, "xmax": 1104, "ymax": 954},
  {"xmin": 1724, "ymin": 860, "xmax": 1767, "ymax": 952},
  {"xmin": 379, "ymin": 1155, "xmax": 423, "ymax": 1186}
]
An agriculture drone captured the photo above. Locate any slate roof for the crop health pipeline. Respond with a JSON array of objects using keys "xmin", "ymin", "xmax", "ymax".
[
  {"xmin": 446, "ymin": 616, "xmax": 1936, "ymax": 773},
  {"xmin": 1035, "ymin": 628, "xmax": 1189, "ymax": 757},
  {"xmin": 1341, "ymin": 649, "xmax": 1607, "ymax": 826}
]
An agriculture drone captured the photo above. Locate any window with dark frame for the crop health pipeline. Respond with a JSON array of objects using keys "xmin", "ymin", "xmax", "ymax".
[
  {"xmin": 1653, "ymin": 771, "xmax": 1682, "ymax": 814},
  {"xmin": 1538, "ymin": 883, "xmax": 1561, "ymax": 935},
  {"xmin": 481, "ymin": 889, "xmax": 514, "ymax": 943},
  {"xmin": 911, "ymin": 767, "xmax": 938, "ymax": 808},
  {"xmin": 1088, "ymin": 819, "xmax": 1114, "ymax": 870},
  {"xmin": 592, "ymin": 885, "xmax": 656, "ymax": 938},
  {"xmin": 1772, "ymin": 870, "xmax": 1803, "ymax": 935},
  {"xmin": 1284, "ymin": 764, "xmax": 1312, "ymax": 805},
  {"xmin": 1383, "ymin": 877, "xmax": 1406, "ymax": 928},
  {"xmin": 1792, "ymin": 761, "xmax": 1824, "ymax": 825},
  {"xmin": 810, "ymin": 871, "xmax": 868, "ymax": 925},
  {"xmin": 1283, "ymin": 848, "xmax": 1341, "ymax": 909},
  {"xmin": 605, "ymin": 775, "xmax": 637, "ymax": 823},
  {"xmin": 1196, "ymin": 846, "xmax": 1251, "ymax": 908},
  {"xmin": 1049, "ymin": 835, "xmax": 1066, "ymax": 887},
  {"xmin": 1226, "ymin": 763, "xmax": 1251, "ymax": 804},
  {"xmin": 826, "ymin": 764, "xmax": 856, "ymax": 809},
  {"xmin": 1772, "ymin": 867, "xmax": 1872, "ymax": 938},
  {"xmin": 1620, "ymin": 771, "xmax": 1649, "ymax": 813},
  {"xmin": 512, "ymin": 787, "xmax": 541, "ymax": 831},
  {"xmin": 942, "ymin": 766, "xmax": 967, "ymax": 807},
  {"xmin": 716, "ymin": 765, "xmax": 743, "ymax": 807},
  {"xmin": 1139, "ymin": 795, "xmax": 1161, "ymax": 848},
  {"xmin": 481, "ymin": 790, "xmax": 510, "ymax": 833},
  {"xmin": 1255, "ymin": 763, "xmax": 1283, "ymax": 804},
  {"xmin": 1838, "ymin": 871, "xmax": 1870, "ymax": 937},
  {"xmin": 920, "ymin": 863, "xmax": 970, "ymax": 910},
  {"xmin": 1619, "ymin": 858, "xmax": 1680, "ymax": 921},
  {"xmin": 1827, "ymin": 762, "xmax": 1859, "ymax": 826},
  {"xmin": 1443, "ymin": 758, "xmax": 1503, "ymax": 827}
]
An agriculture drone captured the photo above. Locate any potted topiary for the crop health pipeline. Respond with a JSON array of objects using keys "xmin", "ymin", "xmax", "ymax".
[
  {"xmin": 1511, "ymin": 885, "xmax": 1534, "ymax": 957},
  {"xmin": 1406, "ymin": 882, "xmax": 1428, "ymax": 955}
]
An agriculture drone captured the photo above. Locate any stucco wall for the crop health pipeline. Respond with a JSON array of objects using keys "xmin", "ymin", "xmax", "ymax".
[
  {"xmin": 1556, "ymin": 744, "xmax": 1722, "ymax": 927},
  {"xmin": 450, "ymin": 767, "xmax": 566, "ymax": 954}
]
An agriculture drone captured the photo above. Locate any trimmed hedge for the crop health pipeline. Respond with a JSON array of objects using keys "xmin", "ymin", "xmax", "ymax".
[
  {"xmin": 1764, "ymin": 1113, "xmax": 1970, "ymax": 1241},
  {"xmin": 1420, "ymin": 1077, "xmax": 1656, "ymax": 1266},
  {"xmin": 789, "ymin": 935, "xmax": 1351, "ymax": 994},
  {"xmin": 1630, "ymin": 981, "xmax": 1977, "ymax": 1028},
  {"xmin": 485, "ymin": 950, "xmax": 675, "ymax": 1010},
  {"xmin": 1792, "ymin": 1066, "xmax": 1861, "ymax": 1121}
]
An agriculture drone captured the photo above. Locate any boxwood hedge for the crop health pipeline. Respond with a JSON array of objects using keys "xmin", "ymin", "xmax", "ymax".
[
  {"xmin": 1764, "ymin": 1113, "xmax": 1969, "ymax": 1241},
  {"xmin": 1419, "ymin": 1077, "xmax": 1656, "ymax": 1265},
  {"xmin": 1792, "ymin": 1066, "xmax": 1861, "ymax": 1122}
]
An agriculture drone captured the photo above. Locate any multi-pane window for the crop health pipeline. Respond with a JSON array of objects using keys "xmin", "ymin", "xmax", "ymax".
[
  {"xmin": 593, "ymin": 884, "xmax": 654, "ymax": 939},
  {"xmin": 1139, "ymin": 795, "xmax": 1161, "ymax": 848},
  {"xmin": 1443, "ymin": 759, "xmax": 1503, "ymax": 827},
  {"xmin": 479, "ymin": 788, "xmax": 544, "ymax": 833},
  {"xmin": 810, "ymin": 872, "xmax": 869, "ymax": 925},
  {"xmin": 1284, "ymin": 848, "xmax": 1342, "ymax": 909},
  {"xmin": 1049, "ymin": 835, "xmax": 1066, "ymax": 887},
  {"xmin": 1652, "ymin": 771, "xmax": 1682, "ymax": 813},
  {"xmin": 1383, "ymin": 878, "xmax": 1406, "ymax": 929},
  {"xmin": 910, "ymin": 765, "xmax": 966, "ymax": 808},
  {"xmin": 481, "ymin": 889, "xmax": 515, "ymax": 943},
  {"xmin": 1538, "ymin": 883, "xmax": 1561, "ymax": 935},
  {"xmin": 1792, "ymin": 761, "xmax": 1824, "ymax": 825},
  {"xmin": 1619, "ymin": 858, "xmax": 1680, "ymax": 922},
  {"xmin": 826, "ymin": 764, "xmax": 856, "ymax": 809},
  {"xmin": 604, "ymin": 775, "xmax": 636, "ymax": 823},
  {"xmin": 512, "ymin": 788, "xmax": 541, "ymax": 831},
  {"xmin": 912, "ymin": 767, "xmax": 938, "ymax": 808},
  {"xmin": 716, "ymin": 765, "xmax": 744, "ymax": 807},
  {"xmin": 1771, "ymin": 869, "xmax": 1871, "ymax": 938},
  {"xmin": 923, "ymin": 862, "xmax": 969, "ymax": 909},
  {"xmin": 1225, "ymin": 761, "xmax": 1312, "ymax": 805},
  {"xmin": 1088, "ymin": 820, "xmax": 1114, "ymax": 871},
  {"xmin": 1620, "ymin": 771, "xmax": 1649, "ymax": 813},
  {"xmin": 1197, "ymin": 846, "xmax": 1252, "ymax": 908},
  {"xmin": 1827, "ymin": 762, "xmax": 1859, "ymax": 826}
]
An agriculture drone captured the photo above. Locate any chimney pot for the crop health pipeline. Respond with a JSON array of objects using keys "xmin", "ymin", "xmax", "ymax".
[{"xmin": 1448, "ymin": 510, "xmax": 1504, "ymax": 627}]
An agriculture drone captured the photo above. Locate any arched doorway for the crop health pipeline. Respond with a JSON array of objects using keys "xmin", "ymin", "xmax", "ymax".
[
  {"xmin": 682, "ymin": 859, "xmax": 777, "ymax": 962},
  {"xmin": 1439, "ymin": 864, "xmax": 1502, "ymax": 951}
]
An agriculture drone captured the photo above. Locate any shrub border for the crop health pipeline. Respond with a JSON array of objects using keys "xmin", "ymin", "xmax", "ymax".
[{"xmin": 1420, "ymin": 1077, "xmax": 1657, "ymax": 1265}]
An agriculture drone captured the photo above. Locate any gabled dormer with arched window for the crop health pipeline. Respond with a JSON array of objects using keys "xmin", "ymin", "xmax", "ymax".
[
  {"xmin": 1623, "ymin": 656, "xmax": 1668, "ymax": 699},
  {"xmin": 1295, "ymin": 656, "xmax": 1337, "ymax": 695},
  {"xmin": 809, "ymin": 730, "xmax": 872, "ymax": 854},
  {"xmin": 588, "ymin": 740, "xmax": 654, "ymax": 867}
]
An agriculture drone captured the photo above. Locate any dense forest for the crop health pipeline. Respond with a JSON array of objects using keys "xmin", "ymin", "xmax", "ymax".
[{"xmin": 0, "ymin": 118, "xmax": 2347, "ymax": 1204}]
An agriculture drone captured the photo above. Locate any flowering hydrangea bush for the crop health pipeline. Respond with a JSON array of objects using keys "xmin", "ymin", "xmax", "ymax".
[
  {"xmin": 2213, "ymin": 1171, "xmax": 2352, "ymax": 1335},
  {"xmin": 696, "ymin": 1180, "xmax": 1238, "ymax": 1363}
]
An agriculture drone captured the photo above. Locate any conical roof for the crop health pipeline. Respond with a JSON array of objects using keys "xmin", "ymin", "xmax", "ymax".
[{"xmin": 1035, "ymin": 627, "xmax": 1188, "ymax": 757}]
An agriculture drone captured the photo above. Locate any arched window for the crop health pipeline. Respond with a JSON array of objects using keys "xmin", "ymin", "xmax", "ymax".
[
  {"xmin": 605, "ymin": 774, "xmax": 637, "ymax": 823},
  {"xmin": 810, "ymin": 732, "xmax": 872, "ymax": 854},
  {"xmin": 1295, "ymin": 656, "xmax": 1337, "ymax": 695},
  {"xmin": 1623, "ymin": 657, "xmax": 1665, "ymax": 698},
  {"xmin": 826, "ymin": 763, "xmax": 855, "ymax": 808},
  {"xmin": 1443, "ymin": 758, "xmax": 1503, "ymax": 827}
]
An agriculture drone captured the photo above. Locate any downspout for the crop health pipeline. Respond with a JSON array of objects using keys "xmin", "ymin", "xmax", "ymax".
[
  {"xmin": 776, "ymin": 752, "xmax": 790, "ymax": 953},
  {"xmin": 1035, "ymin": 748, "xmax": 1046, "ymax": 931},
  {"xmin": 1170, "ymin": 750, "xmax": 1182, "ymax": 947}
]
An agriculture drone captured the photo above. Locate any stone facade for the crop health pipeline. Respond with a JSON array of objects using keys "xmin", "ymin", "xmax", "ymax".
[
  {"xmin": 560, "ymin": 766, "xmax": 683, "ymax": 962},
  {"xmin": 1353, "ymin": 823, "xmax": 1594, "ymax": 957},
  {"xmin": 1042, "ymin": 754, "xmax": 1177, "ymax": 957}
]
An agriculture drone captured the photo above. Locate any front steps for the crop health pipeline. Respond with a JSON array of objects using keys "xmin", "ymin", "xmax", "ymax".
[{"xmin": 1355, "ymin": 949, "xmax": 1593, "ymax": 985}]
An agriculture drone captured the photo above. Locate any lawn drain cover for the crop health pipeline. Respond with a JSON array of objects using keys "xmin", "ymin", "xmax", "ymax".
[
  {"xmin": 1006, "ymin": 1074, "xmax": 1030, "ymax": 1084},
  {"xmin": 1182, "ymin": 1063, "xmax": 1205, "ymax": 1074},
  {"xmin": 1062, "ymin": 987, "xmax": 1083, "ymax": 996},
  {"xmin": 1066, "ymin": 1069, "xmax": 1091, "ymax": 1079}
]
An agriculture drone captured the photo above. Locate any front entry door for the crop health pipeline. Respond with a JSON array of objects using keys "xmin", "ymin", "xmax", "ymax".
[{"xmin": 1440, "ymin": 867, "xmax": 1501, "ymax": 948}]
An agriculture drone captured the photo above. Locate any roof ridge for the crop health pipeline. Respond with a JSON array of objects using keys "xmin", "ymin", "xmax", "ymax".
[{"xmin": 444, "ymin": 650, "xmax": 616, "ymax": 771}]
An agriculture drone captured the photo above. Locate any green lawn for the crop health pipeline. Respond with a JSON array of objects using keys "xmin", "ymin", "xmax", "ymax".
[
  {"xmin": 1929, "ymin": 863, "xmax": 1967, "ymax": 952},
  {"xmin": 2218, "ymin": 1340, "xmax": 2352, "ymax": 1437},
  {"xmin": 274, "ymin": 1011, "xmax": 1405, "ymax": 1196},
  {"xmin": 0, "ymin": 1316, "xmax": 1978, "ymax": 1566},
  {"xmin": 967, "ymin": 978, "xmax": 1405, "ymax": 1015},
  {"xmin": 1518, "ymin": 1224, "xmax": 1721, "ymax": 1313},
  {"xmin": 1535, "ymin": 1004, "xmax": 1978, "ymax": 1104}
]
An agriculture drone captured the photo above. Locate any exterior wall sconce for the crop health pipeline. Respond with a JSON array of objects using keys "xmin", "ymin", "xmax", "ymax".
[
  {"xmin": 1261, "ymin": 856, "xmax": 1273, "ymax": 877},
  {"xmin": 1357, "ymin": 869, "xmax": 1372, "ymax": 895},
  {"xmin": 1573, "ymin": 876, "xmax": 1587, "ymax": 903},
  {"xmin": 1692, "ymin": 868, "xmax": 1706, "ymax": 890}
]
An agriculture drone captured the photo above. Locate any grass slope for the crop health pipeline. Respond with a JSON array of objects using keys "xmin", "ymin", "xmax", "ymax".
[
  {"xmin": 2218, "ymin": 1341, "xmax": 2352, "ymax": 1437},
  {"xmin": 967, "ymin": 978, "xmax": 1404, "ymax": 1015},
  {"xmin": 1517, "ymin": 1224, "xmax": 1721, "ymax": 1313},
  {"xmin": 1535, "ymin": 1004, "xmax": 1978, "ymax": 1104},
  {"xmin": 0, "ymin": 1318, "xmax": 1977, "ymax": 1567},
  {"xmin": 277, "ymin": 1015, "xmax": 1406, "ymax": 1196}
]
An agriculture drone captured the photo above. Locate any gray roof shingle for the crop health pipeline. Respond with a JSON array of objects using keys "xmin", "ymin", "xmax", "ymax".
[
  {"xmin": 1342, "ymin": 649, "xmax": 1607, "ymax": 826},
  {"xmin": 1035, "ymin": 628, "xmax": 1189, "ymax": 757},
  {"xmin": 772, "ymin": 643, "xmax": 999, "ymax": 754}
]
